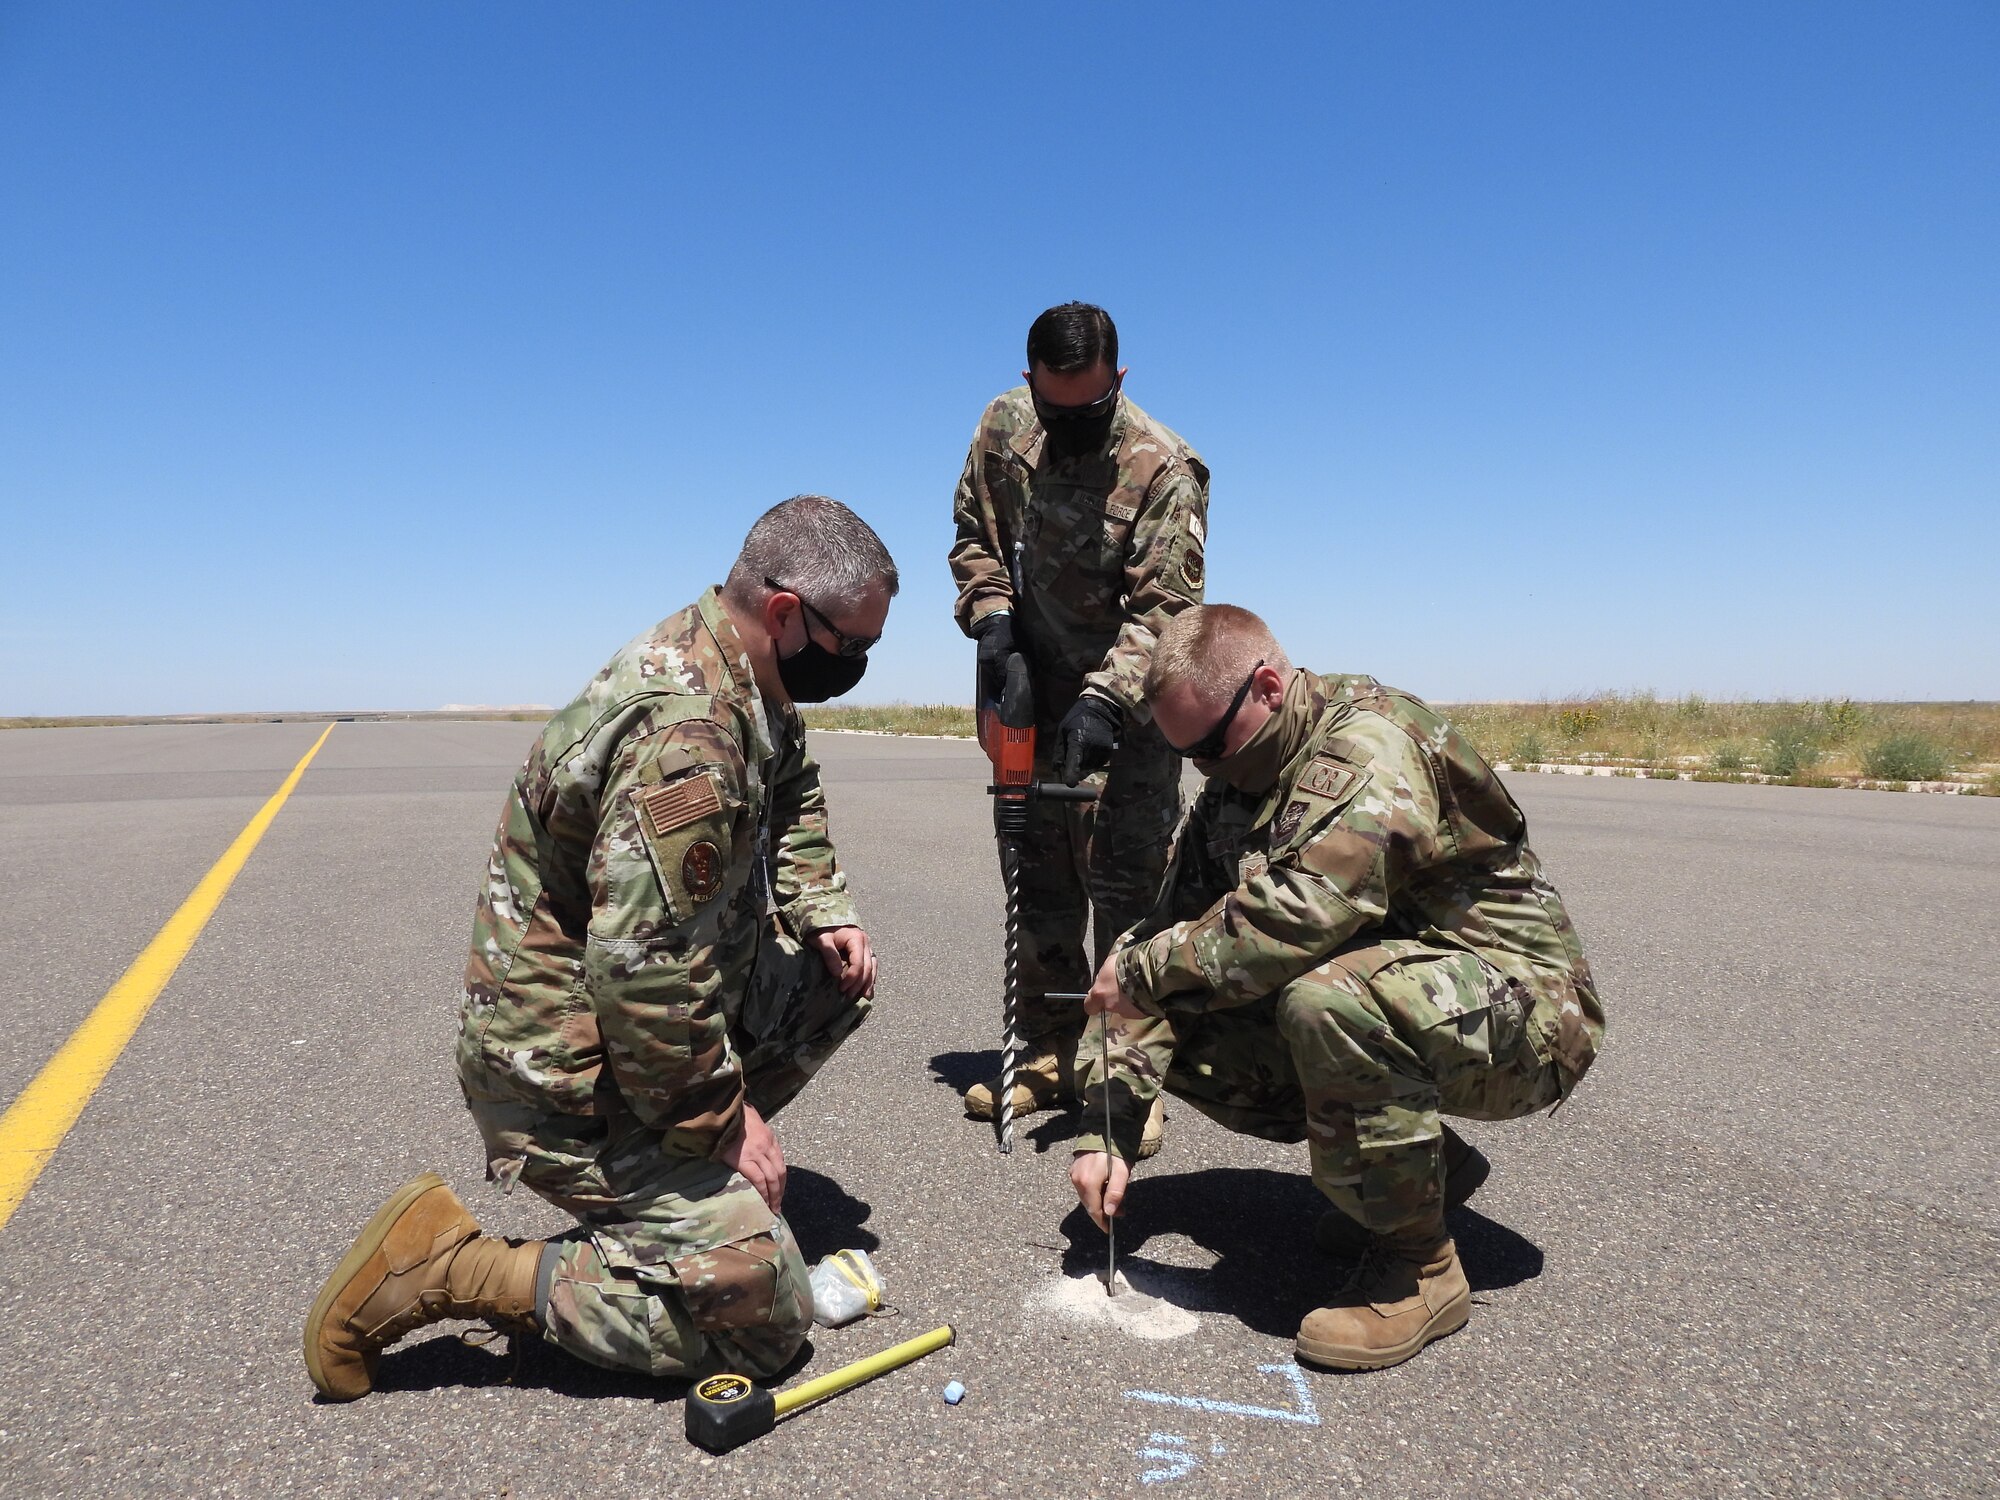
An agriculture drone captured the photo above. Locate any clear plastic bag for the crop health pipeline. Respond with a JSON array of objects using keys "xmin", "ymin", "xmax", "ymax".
[{"xmin": 808, "ymin": 1248, "xmax": 883, "ymax": 1328}]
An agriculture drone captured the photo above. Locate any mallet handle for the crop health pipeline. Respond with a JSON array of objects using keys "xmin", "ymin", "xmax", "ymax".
[{"xmin": 770, "ymin": 1324, "xmax": 957, "ymax": 1418}]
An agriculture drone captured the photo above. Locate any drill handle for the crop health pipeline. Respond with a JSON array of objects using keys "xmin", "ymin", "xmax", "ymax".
[
  {"xmin": 985, "ymin": 782, "xmax": 1100, "ymax": 803},
  {"xmin": 1032, "ymin": 783, "xmax": 1098, "ymax": 802}
]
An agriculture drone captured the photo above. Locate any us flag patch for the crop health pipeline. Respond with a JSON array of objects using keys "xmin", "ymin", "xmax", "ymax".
[{"xmin": 637, "ymin": 775, "xmax": 722, "ymax": 839}]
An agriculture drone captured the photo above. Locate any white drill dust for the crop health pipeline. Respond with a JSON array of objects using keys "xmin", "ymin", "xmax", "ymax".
[{"xmin": 1034, "ymin": 1268, "xmax": 1200, "ymax": 1340}]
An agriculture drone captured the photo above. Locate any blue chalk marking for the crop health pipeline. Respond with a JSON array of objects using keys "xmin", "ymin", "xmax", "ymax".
[
  {"xmin": 1124, "ymin": 1361, "xmax": 1321, "ymax": 1427},
  {"xmin": 942, "ymin": 1380, "xmax": 966, "ymax": 1405},
  {"xmin": 1139, "ymin": 1434, "xmax": 1199, "ymax": 1486}
]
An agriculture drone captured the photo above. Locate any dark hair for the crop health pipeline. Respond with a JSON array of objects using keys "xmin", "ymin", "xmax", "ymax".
[{"xmin": 1026, "ymin": 302, "xmax": 1118, "ymax": 375}]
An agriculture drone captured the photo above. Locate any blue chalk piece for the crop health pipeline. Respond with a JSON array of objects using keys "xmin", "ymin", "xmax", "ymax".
[{"xmin": 942, "ymin": 1381, "xmax": 966, "ymax": 1405}]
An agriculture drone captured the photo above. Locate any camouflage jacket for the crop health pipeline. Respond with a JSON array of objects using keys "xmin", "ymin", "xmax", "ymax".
[
  {"xmin": 1093, "ymin": 671, "xmax": 1602, "ymax": 1143},
  {"xmin": 948, "ymin": 387, "xmax": 1209, "ymax": 724},
  {"xmin": 454, "ymin": 588, "xmax": 858, "ymax": 1159}
]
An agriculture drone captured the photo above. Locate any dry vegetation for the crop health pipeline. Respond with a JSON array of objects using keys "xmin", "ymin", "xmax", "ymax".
[
  {"xmin": 799, "ymin": 703, "xmax": 977, "ymax": 737},
  {"xmin": 1443, "ymin": 695, "xmax": 1999, "ymax": 789},
  {"xmin": 11, "ymin": 699, "xmax": 1995, "ymax": 795},
  {"xmin": 802, "ymin": 696, "xmax": 2000, "ymax": 794}
]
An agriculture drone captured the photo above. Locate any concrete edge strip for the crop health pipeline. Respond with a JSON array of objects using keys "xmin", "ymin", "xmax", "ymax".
[
  {"xmin": 0, "ymin": 724, "xmax": 335, "ymax": 1230},
  {"xmin": 1492, "ymin": 760, "xmax": 1980, "ymax": 795}
]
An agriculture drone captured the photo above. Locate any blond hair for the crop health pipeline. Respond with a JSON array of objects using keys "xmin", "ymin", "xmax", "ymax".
[{"xmin": 1145, "ymin": 605, "xmax": 1290, "ymax": 707}]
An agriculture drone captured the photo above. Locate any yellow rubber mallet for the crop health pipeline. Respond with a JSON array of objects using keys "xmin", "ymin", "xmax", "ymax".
[{"xmin": 685, "ymin": 1324, "xmax": 956, "ymax": 1453}]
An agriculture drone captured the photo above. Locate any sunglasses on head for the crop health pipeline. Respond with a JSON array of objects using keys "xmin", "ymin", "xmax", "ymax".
[
  {"xmin": 763, "ymin": 577, "xmax": 879, "ymax": 659},
  {"xmin": 1166, "ymin": 660, "xmax": 1267, "ymax": 760}
]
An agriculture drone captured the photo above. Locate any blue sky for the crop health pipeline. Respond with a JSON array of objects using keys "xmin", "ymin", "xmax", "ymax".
[{"xmin": 3, "ymin": 1, "xmax": 1994, "ymax": 714}]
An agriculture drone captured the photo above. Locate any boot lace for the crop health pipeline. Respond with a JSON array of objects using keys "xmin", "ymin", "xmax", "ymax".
[{"xmin": 1337, "ymin": 1235, "xmax": 1392, "ymax": 1297}]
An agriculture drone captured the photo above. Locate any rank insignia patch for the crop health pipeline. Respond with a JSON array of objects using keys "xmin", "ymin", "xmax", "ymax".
[
  {"xmin": 1272, "ymin": 799, "xmax": 1309, "ymax": 844},
  {"xmin": 681, "ymin": 841, "xmax": 723, "ymax": 902}
]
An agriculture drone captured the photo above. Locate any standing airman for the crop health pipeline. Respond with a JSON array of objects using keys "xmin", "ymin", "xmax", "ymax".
[{"xmin": 949, "ymin": 302, "xmax": 1209, "ymax": 1154}]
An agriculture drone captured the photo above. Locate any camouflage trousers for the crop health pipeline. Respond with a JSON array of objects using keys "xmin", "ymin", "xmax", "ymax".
[
  {"xmin": 1090, "ymin": 939, "xmax": 1574, "ymax": 1235},
  {"xmin": 463, "ymin": 920, "xmax": 868, "ymax": 1380},
  {"xmin": 1007, "ymin": 713, "xmax": 1183, "ymax": 1041}
]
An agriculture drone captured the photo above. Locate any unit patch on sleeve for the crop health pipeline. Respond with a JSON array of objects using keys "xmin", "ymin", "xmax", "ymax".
[{"xmin": 681, "ymin": 841, "xmax": 724, "ymax": 902}]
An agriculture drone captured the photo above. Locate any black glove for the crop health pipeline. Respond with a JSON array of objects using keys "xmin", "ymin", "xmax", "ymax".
[
  {"xmin": 974, "ymin": 612, "xmax": 1016, "ymax": 696},
  {"xmin": 1057, "ymin": 694, "xmax": 1123, "ymax": 786}
]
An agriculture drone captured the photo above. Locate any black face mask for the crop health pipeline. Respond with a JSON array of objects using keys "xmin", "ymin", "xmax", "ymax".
[
  {"xmin": 778, "ymin": 638, "xmax": 868, "ymax": 702},
  {"xmin": 1033, "ymin": 376, "xmax": 1121, "ymax": 458},
  {"xmin": 766, "ymin": 578, "xmax": 877, "ymax": 702}
]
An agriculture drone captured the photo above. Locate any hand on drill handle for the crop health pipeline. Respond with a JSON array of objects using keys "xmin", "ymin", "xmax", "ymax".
[{"xmin": 1057, "ymin": 694, "xmax": 1122, "ymax": 786}]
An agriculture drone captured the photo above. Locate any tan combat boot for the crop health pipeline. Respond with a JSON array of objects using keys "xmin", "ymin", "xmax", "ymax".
[
  {"xmin": 1314, "ymin": 1125, "xmax": 1491, "ymax": 1258},
  {"xmin": 1295, "ymin": 1223, "xmax": 1470, "ymax": 1371},
  {"xmin": 963, "ymin": 1037, "xmax": 1078, "ymax": 1121},
  {"xmin": 1136, "ymin": 1094, "xmax": 1166, "ymax": 1161},
  {"xmin": 304, "ymin": 1172, "xmax": 544, "ymax": 1401}
]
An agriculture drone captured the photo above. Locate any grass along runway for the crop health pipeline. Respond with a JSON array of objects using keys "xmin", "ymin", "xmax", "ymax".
[{"xmin": 803, "ymin": 695, "xmax": 2000, "ymax": 795}]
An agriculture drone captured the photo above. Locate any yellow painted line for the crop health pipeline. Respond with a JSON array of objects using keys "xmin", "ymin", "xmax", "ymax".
[{"xmin": 0, "ymin": 724, "xmax": 334, "ymax": 1229}]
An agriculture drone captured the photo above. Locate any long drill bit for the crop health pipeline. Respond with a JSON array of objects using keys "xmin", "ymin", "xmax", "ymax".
[
  {"xmin": 1102, "ymin": 1009, "xmax": 1117, "ymax": 1297},
  {"xmin": 995, "ymin": 841, "xmax": 1023, "ymax": 1154}
]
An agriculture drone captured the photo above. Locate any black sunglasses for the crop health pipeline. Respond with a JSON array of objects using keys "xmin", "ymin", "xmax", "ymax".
[
  {"xmin": 1166, "ymin": 660, "xmax": 1266, "ymax": 760},
  {"xmin": 1030, "ymin": 372, "xmax": 1122, "ymax": 425},
  {"xmin": 764, "ymin": 577, "xmax": 879, "ymax": 659}
]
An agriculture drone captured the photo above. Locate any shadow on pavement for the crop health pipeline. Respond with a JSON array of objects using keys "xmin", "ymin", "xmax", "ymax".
[
  {"xmin": 364, "ymin": 1315, "xmax": 832, "ymax": 1404},
  {"xmin": 1054, "ymin": 1166, "xmax": 1329, "ymax": 1338},
  {"xmin": 927, "ymin": 1048, "xmax": 994, "ymax": 1093},
  {"xmin": 786, "ymin": 1166, "xmax": 880, "ymax": 1261},
  {"xmin": 364, "ymin": 1328, "xmax": 688, "ymax": 1403},
  {"xmin": 363, "ymin": 1328, "xmax": 824, "ymax": 1403},
  {"xmin": 926, "ymin": 1050, "xmax": 1080, "ymax": 1154},
  {"xmin": 1452, "ymin": 1206, "xmax": 1544, "ymax": 1292},
  {"xmin": 1025, "ymin": 1111, "xmax": 1079, "ymax": 1153},
  {"xmin": 1050, "ymin": 1166, "xmax": 1544, "ymax": 1338}
]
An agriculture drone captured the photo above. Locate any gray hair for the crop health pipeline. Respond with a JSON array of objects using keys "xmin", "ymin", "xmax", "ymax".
[{"xmin": 723, "ymin": 494, "xmax": 900, "ymax": 608}]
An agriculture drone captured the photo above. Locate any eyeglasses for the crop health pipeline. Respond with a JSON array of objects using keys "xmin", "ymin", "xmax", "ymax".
[
  {"xmin": 1165, "ymin": 660, "xmax": 1266, "ymax": 760},
  {"xmin": 763, "ymin": 577, "xmax": 880, "ymax": 659},
  {"xmin": 1029, "ymin": 372, "xmax": 1122, "ymax": 425}
]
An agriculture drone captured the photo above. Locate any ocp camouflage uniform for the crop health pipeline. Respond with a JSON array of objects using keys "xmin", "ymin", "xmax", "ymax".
[
  {"xmin": 949, "ymin": 387, "xmax": 1209, "ymax": 1031},
  {"xmin": 1076, "ymin": 670, "xmax": 1605, "ymax": 1237},
  {"xmin": 455, "ymin": 587, "xmax": 869, "ymax": 1378}
]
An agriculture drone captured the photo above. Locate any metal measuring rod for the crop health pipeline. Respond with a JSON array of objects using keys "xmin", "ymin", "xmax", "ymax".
[{"xmin": 1042, "ymin": 989, "xmax": 1119, "ymax": 1298}]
